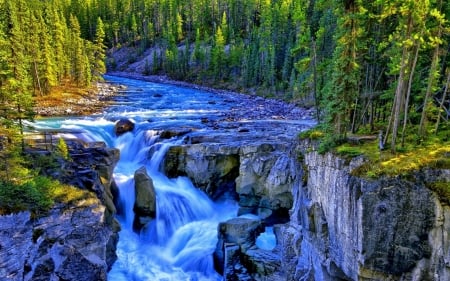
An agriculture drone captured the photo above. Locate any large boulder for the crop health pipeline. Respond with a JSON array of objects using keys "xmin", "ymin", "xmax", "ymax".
[
  {"xmin": 114, "ymin": 119, "xmax": 135, "ymax": 136},
  {"xmin": 133, "ymin": 166, "xmax": 156, "ymax": 230},
  {"xmin": 214, "ymin": 217, "xmax": 283, "ymax": 280}
]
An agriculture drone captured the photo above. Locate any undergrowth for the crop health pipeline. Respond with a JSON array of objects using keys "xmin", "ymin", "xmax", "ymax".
[
  {"xmin": 0, "ymin": 176, "xmax": 93, "ymax": 216},
  {"xmin": 299, "ymin": 126, "xmax": 450, "ymax": 179}
]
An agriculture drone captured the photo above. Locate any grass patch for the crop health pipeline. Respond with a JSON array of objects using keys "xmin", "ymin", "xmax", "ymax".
[
  {"xmin": 0, "ymin": 176, "xmax": 94, "ymax": 216},
  {"xmin": 336, "ymin": 144, "xmax": 364, "ymax": 158},
  {"xmin": 346, "ymin": 138, "xmax": 449, "ymax": 179},
  {"xmin": 427, "ymin": 181, "xmax": 450, "ymax": 205},
  {"xmin": 299, "ymin": 129, "xmax": 325, "ymax": 140}
]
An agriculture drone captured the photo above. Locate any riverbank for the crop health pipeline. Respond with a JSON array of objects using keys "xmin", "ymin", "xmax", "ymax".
[
  {"xmin": 34, "ymin": 72, "xmax": 316, "ymax": 121},
  {"xmin": 33, "ymin": 82, "xmax": 125, "ymax": 117}
]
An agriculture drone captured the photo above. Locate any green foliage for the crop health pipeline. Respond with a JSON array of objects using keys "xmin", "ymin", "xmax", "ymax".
[
  {"xmin": 0, "ymin": 175, "xmax": 93, "ymax": 216},
  {"xmin": 55, "ymin": 138, "xmax": 69, "ymax": 160},
  {"xmin": 0, "ymin": 176, "xmax": 54, "ymax": 215},
  {"xmin": 336, "ymin": 145, "xmax": 363, "ymax": 158},
  {"xmin": 298, "ymin": 129, "xmax": 325, "ymax": 140},
  {"xmin": 427, "ymin": 182, "xmax": 450, "ymax": 205}
]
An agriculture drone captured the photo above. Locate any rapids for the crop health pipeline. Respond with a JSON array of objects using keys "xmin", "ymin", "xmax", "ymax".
[{"xmin": 30, "ymin": 75, "xmax": 312, "ymax": 280}]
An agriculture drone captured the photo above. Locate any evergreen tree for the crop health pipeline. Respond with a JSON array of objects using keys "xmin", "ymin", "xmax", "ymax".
[{"xmin": 93, "ymin": 17, "xmax": 107, "ymax": 80}]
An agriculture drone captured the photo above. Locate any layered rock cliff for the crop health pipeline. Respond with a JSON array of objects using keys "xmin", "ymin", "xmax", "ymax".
[
  {"xmin": 283, "ymin": 141, "xmax": 450, "ymax": 281},
  {"xmin": 164, "ymin": 136, "xmax": 450, "ymax": 280}
]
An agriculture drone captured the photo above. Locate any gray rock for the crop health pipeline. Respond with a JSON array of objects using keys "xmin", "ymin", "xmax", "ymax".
[
  {"xmin": 0, "ymin": 140, "xmax": 120, "ymax": 281},
  {"xmin": 133, "ymin": 166, "xmax": 156, "ymax": 230},
  {"xmin": 0, "ymin": 201, "xmax": 115, "ymax": 281},
  {"xmin": 282, "ymin": 142, "xmax": 450, "ymax": 281}
]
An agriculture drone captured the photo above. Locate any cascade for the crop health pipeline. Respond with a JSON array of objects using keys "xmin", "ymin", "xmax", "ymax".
[
  {"xmin": 108, "ymin": 127, "xmax": 239, "ymax": 280},
  {"xmin": 33, "ymin": 117, "xmax": 238, "ymax": 280},
  {"xmin": 29, "ymin": 75, "xmax": 312, "ymax": 280},
  {"xmin": 29, "ymin": 73, "xmax": 243, "ymax": 280}
]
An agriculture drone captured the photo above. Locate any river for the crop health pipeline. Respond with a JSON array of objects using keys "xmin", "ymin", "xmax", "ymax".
[{"xmin": 31, "ymin": 75, "xmax": 315, "ymax": 280}]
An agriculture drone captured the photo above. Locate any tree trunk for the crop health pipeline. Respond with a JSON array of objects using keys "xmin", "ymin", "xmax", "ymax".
[
  {"xmin": 401, "ymin": 41, "xmax": 420, "ymax": 146},
  {"xmin": 390, "ymin": 15, "xmax": 413, "ymax": 153},
  {"xmin": 435, "ymin": 69, "xmax": 450, "ymax": 133},
  {"xmin": 419, "ymin": 37, "xmax": 441, "ymax": 138}
]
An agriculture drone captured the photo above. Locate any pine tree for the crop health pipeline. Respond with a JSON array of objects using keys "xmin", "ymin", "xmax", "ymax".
[
  {"xmin": 323, "ymin": 0, "xmax": 365, "ymax": 139},
  {"xmin": 210, "ymin": 25, "xmax": 226, "ymax": 80},
  {"xmin": 93, "ymin": 17, "xmax": 107, "ymax": 80}
]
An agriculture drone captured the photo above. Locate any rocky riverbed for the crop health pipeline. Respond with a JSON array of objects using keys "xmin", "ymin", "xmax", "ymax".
[
  {"xmin": 34, "ymin": 72, "xmax": 316, "ymax": 121},
  {"xmin": 108, "ymin": 72, "xmax": 316, "ymax": 122}
]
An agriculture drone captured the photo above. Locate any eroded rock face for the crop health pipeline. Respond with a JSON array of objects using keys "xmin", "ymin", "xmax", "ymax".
[
  {"xmin": 0, "ymin": 141, "xmax": 120, "ymax": 281},
  {"xmin": 279, "ymin": 140, "xmax": 450, "ymax": 281},
  {"xmin": 0, "ymin": 201, "xmax": 116, "ymax": 281},
  {"xmin": 164, "ymin": 141, "xmax": 297, "ymax": 223},
  {"xmin": 165, "ymin": 135, "xmax": 450, "ymax": 281},
  {"xmin": 165, "ymin": 144, "xmax": 240, "ymax": 200}
]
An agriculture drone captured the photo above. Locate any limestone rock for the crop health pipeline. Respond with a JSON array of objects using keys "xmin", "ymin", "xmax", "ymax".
[
  {"xmin": 133, "ymin": 166, "xmax": 156, "ymax": 230},
  {"xmin": 0, "ymin": 140, "xmax": 120, "ymax": 281},
  {"xmin": 164, "ymin": 141, "xmax": 297, "ymax": 224},
  {"xmin": 282, "ymin": 141, "xmax": 450, "ymax": 281},
  {"xmin": 164, "ymin": 143, "xmax": 240, "ymax": 200}
]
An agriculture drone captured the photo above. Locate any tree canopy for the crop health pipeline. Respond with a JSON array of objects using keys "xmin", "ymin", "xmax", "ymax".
[
  {"xmin": 1, "ymin": 0, "xmax": 449, "ymax": 156},
  {"xmin": 68, "ymin": 0, "xmax": 449, "ymax": 152}
]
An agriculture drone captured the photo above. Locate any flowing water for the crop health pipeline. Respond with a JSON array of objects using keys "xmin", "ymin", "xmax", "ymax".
[{"xmin": 30, "ymin": 75, "xmax": 308, "ymax": 280}]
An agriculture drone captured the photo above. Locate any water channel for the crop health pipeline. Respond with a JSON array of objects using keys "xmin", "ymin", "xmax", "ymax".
[{"xmin": 31, "ymin": 75, "xmax": 314, "ymax": 280}]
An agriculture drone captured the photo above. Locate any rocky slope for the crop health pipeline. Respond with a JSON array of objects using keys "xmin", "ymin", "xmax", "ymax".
[{"xmin": 0, "ymin": 143, "xmax": 120, "ymax": 281}]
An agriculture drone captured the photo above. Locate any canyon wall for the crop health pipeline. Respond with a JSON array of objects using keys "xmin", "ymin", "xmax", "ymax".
[{"xmin": 165, "ymin": 138, "xmax": 450, "ymax": 280}]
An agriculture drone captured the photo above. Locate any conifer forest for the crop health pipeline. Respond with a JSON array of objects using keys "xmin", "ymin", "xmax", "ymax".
[{"xmin": 0, "ymin": 0, "xmax": 449, "ymax": 153}]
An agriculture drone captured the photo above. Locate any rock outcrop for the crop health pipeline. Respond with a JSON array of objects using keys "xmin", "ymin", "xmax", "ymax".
[
  {"xmin": 0, "ymin": 201, "xmax": 116, "ymax": 281},
  {"xmin": 164, "ymin": 134, "xmax": 450, "ymax": 280},
  {"xmin": 278, "ymin": 140, "xmax": 450, "ymax": 281},
  {"xmin": 164, "ymin": 141, "xmax": 296, "ymax": 223},
  {"xmin": 114, "ymin": 118, "xmax": 135, "ymax": 136},
  {"xmin": 133, "ymin": 166, "xmax": 156, "ymax": 230},
  {"xmin": 0, "ymin": 141, "xmax": 120, "ymax": 281}
]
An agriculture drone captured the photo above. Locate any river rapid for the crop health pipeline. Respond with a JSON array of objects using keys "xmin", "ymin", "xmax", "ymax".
[{"xmin": 31, "ymin": 75, "xmax": 315, "ymax": 280}]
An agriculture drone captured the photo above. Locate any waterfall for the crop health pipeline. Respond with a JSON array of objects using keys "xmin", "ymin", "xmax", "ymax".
[
  {"xmin": 30, "ymin": 117, "xmax": 238, "ymax": 280},
  {"xmin": 106, "ymin": 126, "xmax": 238, "ymax": 281}
]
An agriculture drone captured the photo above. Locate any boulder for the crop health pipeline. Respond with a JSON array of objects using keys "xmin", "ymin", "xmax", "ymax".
[
  {"xmin": 215, "ymin": 217, "xmax": 284, "ymax": 279},
  {"xmin": 133, "ymin": 166, "xmax": 156, "ymax": 230},
  {"xmin": 114, "ymin": 118, "xmax": 134, "ymax": 136},
  {"xmin": 214, "ymin": 217, "xmax": 264, "ymax": 275}
]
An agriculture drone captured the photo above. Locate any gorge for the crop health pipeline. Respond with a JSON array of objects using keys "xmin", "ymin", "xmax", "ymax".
[{"xmin": 0, "ymin": 75, "xmax": 449, "ymax": 281}]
